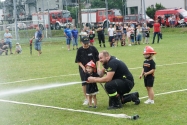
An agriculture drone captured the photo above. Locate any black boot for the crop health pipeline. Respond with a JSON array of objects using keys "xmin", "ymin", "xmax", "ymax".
[
  {"xmin": 108, "ymin": 97, "xmax": 113, "ymax": 107},
  {"xmin": 131, "ymin": 92, "xmax": 140, "ymax": 105},
  {"xmin": 121, "ymin": 94, "xmax": 132, "ymax": 104},
  {"xmin": 121, "ymin": 92, "xmax": 140, "ymax": 105},
  {"xmin": 103, "ymin": 44, "xmax": 106, "ymax": 48},
  {"xmin": 107, "ymin": 96, "xmax": 122, "ymax": 110},
  {"xmin": 100, "ymin": 44, "xmax": 102, "ymax": 47}
]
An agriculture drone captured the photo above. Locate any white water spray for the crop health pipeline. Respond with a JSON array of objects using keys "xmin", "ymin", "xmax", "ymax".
[{"xmin": 0, "ymin": 81, "xmax": 86, "ymax": 97}]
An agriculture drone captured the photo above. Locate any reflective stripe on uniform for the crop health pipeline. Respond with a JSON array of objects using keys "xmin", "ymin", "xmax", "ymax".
[{"xmin": 109, "ymin": 92, "xmax": 117, "ymax": 97}]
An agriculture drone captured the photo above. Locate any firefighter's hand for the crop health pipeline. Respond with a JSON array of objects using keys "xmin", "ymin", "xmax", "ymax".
[{"xmin": 87, "ymin": 77, "xmax": 96, "ymax": 83}]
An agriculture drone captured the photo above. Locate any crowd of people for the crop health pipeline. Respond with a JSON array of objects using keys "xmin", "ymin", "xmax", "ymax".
[
  {"xmin": 0, "ymin": 29, "xmax": 22, "ymax": 56},
  {"xmin": 63, "ymin": 20, "xmax": 161, "ymax": 51}
]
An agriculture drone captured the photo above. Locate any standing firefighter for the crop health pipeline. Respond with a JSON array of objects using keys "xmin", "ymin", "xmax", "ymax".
[{"xmin": 88, "ymin": 50, "xmax": 140, "ymax": 109}]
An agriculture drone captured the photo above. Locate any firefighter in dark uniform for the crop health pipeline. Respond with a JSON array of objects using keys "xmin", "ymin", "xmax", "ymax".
[
  {"xmin": 87, "ymin": 50, "xmax": 140, "ymax": 109},
  {"xmin": 75, "ymin": 36, "xmax": 100, "ymax": 105},
  {"xmin": 96, "ymin": 24, "xmax": 106, "ymax": 48}
]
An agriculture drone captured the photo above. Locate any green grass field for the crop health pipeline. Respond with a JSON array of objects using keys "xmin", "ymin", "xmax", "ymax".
[{"xmin": 0, "ymin": 27, "xmax": 187, "ymax": 125}]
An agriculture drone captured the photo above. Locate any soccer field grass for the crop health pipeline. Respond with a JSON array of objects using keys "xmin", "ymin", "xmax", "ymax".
[{"xmin": 0, "ymin": 28, "xmax": 187, "ymax": 125}]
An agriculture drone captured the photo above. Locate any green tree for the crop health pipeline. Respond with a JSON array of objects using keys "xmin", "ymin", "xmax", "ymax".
[{"xmin": 146, "ymin": 3, "xmax": 165, "ymax": 19}]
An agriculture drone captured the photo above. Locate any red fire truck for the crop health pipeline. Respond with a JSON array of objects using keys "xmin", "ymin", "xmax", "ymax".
[
  {"xmin": 155, "ymin": 8, "xmax": 187, "ymax": 27},
  {"xmin": 32, "ymin": 9, "xmax": 73, "ymax": 30},
  {"xmin": 81, "ymin": 8, "xmax": 123, "ymax": 28}
]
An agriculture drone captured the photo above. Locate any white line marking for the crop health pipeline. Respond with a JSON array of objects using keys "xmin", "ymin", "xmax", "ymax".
[
  {"xmin": 129, "ymin": 62, "xmax": 187, "ymax": 70},
  {"xmin": 139, "ymin": 88, "xmax": 187, "ymax": 99},
  {"xmin": 0, "ymin": 99, "xmax": 132, "ymax": 119},
  {"xmin": 1, "ymin": 62, "xmax": 187, "ymax": 85},
  {"xmin": 0, "ymin": 88, "xmax": 187, "ymax": 119}
]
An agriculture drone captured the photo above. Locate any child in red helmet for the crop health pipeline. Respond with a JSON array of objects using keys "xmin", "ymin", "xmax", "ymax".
[
  {"xmin": 139, "ymin": 46, "xmax": 156, "ymax": 104},
  {"xmin": 85, "ymin": 60, "xmax": 99, "ymax": 108}
]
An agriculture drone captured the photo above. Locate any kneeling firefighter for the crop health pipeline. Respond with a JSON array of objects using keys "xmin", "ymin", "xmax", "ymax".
[{"xmin": 87, "ymin": 50, "xmax": 140, "ymax": 109}]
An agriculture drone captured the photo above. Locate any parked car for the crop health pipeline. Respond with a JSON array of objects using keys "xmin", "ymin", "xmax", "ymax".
[{"xmin": 7, "ymin": 22, "xmax": 27, "ymax": 30}]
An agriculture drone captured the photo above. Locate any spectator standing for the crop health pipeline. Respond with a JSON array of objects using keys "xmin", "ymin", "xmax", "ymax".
[
  {"xmin": 130, "ymin": 30, "xmax": 135, "ymax": 45},
  {"xmin": 71, "ymin": 26, "xmax": 79, "ymax": 50},
  {"xmin": 4, "ymin": 29, "xmax": 13, "ymax": 54},
  {"xmin": 31, "ymin": 26, "xmax": 43, "ymax": 56},
  {"xmin": 142, "ymin": 23, "xmax": 147, "ymax": 44},
  {"xmin": 115, "ymin": 23, "xmax": 123, "ymax": 46},
  {"xmin": 126, "ymin": 24, "xmax": 132, "ymax": 46},
  {"xmin": 96, "ymin": 24, "xmax": 106, "ymax": 47},
  {"xmin": 168, "ymin": 16, "xmax": 172, "ymax": 27},
  {"xmin": 107, "ymin": 24, "xmax": 115, "ymax": 47},
  {"xmin": 171, "ymin": 14, "xmax": 176, "ymax": 28},
  {"xmin": 145, "ymin": 27, "xmax": 150, "ymax": 44},
  {"xmin": 64, "ymin": 25, "xmax": 72, "ymax": 51},
  {"xmin": 136, "ymin": 24, "xmax": 142, "ymax": 45},
  {"xmin": 152, "ymin": 20, "xmax": 161, "ymax": 44},
  {"xmin": 122, "ymin": 23, "xmax": 128, "ymax": 46}
]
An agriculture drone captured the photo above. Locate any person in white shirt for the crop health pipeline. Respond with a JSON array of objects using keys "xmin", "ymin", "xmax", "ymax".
[
  {"xmin": 4, "ymin": 29, "xmax": 13, "ymax": 54},
  {"xmin": 136, "ymin": 24, "xmax": 142, "ymax": 45},
  {"xmin": 168, "ymin": 16, "xmax": 172, "ymax": 27},
  {"xmin": 108, "ymin": 24, "xmax": 115, "ymax": 47}
]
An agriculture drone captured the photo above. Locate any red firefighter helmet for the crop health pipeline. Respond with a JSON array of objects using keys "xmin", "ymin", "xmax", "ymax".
[
  {"xmin": 85, "ymin": 60, "xmax": 96, "ymax": 69},
  {"xmin": 143, "ymin": 46, "xmax": 157, "ymax": 55}
]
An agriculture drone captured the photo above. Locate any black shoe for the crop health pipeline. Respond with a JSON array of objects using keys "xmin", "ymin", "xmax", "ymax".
[
  {"xmin": 93, "ymin": 106, "xmax": 97, "ymax": 108},
  {"xmin": 134, "ymin": 99, "xmax": 140, "ymax": 105},
  {"xmin": 88, "ymin": 106, "xmax": 92, "ymax": 108},
  {"xmin": 132, "ymin": 92, "xmax": 140, "ymax": 105}
]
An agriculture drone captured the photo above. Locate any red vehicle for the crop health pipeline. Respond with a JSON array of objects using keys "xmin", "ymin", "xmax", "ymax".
[
  {"xmin": 32, "ymin": 9, "xmax": 73, "ymax": 30},
  {"xmin": 155, "ymin": 8, "xmax": 187, "ymax": 27},
  {"xmin": 124, "ymin": 14, "xmax": 154, "ymax": 27},
  {"xmin": 81, "ymin": 8, "xmax": 123, "ymax": 28}
]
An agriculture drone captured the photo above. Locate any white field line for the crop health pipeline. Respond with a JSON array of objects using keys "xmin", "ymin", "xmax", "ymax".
[
  {"xmin": 0, "ymin": 99, "xmax": 132, "ymax": 119},
  {"xmin": 1, "ymin": 62, "xmax": 187, "ymax": 85},
  {"xmin": 0, "ymin": 88, "xmax": 187, "ymax": 119}
]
